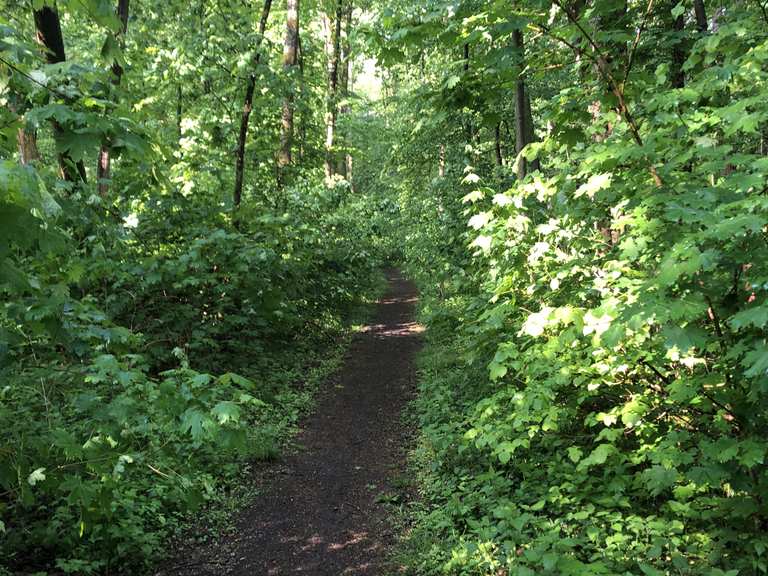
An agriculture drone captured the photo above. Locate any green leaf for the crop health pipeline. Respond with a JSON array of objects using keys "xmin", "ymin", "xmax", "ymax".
[
  {"xmin": 730, "ymin": 305, "xmax": 768, "ymax": 330},
  {"xmin": 578, "ymin": 444, "xmax": 615, "ymax": 469},
  {"xmin": 27, "ymin": 467, "xmax": 46, "ymax": 486},
  {"xmin": 181, "ymin": 408, "xmax": 207, "ymax": 441},
  {"xmin": 643, "ymin": 465, "xmax": 677, "ymax": 496},
  {"xmin": 574, "ymin": 173, "xmax": 612, "ymax": 199},
  {"xmin": 211, "ymin": 401, "xmax": 241, "ymax": 424}
]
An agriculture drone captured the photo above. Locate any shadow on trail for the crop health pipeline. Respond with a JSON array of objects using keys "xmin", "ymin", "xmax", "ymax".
[{"xmin": 158, "ymin": 269, "xmax": 422, "ymax": 576}]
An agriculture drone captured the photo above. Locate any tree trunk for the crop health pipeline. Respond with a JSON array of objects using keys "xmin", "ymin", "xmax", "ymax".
[
  {"xmin": 97, "ymin": 0, "xmax": 130, "ymax": 197},
  {"xmin": 337, "ymin": 2, "xmax": 353, "ymax": 180},
  {"xmin": 17, "ymin": 127, "xmax": 40, "ymax": 165},
  {"xmin": 10, "ymin": 101, "xmax": 40, "ymax": 165},
  {"xmin": 33, "ymin": 5, "xmax": 87, "ymax": 183},
  {"xmin": 233, "ymin": 0, "xmax": 273, "ymax": 208},
  {"xmin": 513, "ymin": 29, "xmax": 528, "ymax": 179},
  {"xmin": 524, "ymin": 92, "xmax": 540, "ymax": 172},
  {"xmin": 670, "ymin": 9, "xmax": 686, "ymax": 88},
  {"xmin": 323, "ymin": 0, "xmax": 343, "ymax": 182},
  {"xmin": 296, "ymin": 33, "xmax": 306, "ymax": 161},
  {"xmin": 176, "ymin": 84, "xmax": 183, "ymax": 142},
  {"xmin": 438, "ymin": 144, "xmax": 446, "ymax": 177},
  {"xmin": 277, "ymin": 0, "xmax": 300, "ymax": 185},
  {"xmin": 693, "ymin": 0, "xmax": 707, "ymax": 32},
  {"xmin": 494, "ymin": 123, "xmax": 503, "ymax": 167},
  {"xmin": 463, "ymin": 43, "xmax": 473, "ymax": 146}
]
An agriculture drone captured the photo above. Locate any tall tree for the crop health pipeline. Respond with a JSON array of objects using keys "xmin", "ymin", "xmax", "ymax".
[
  {"xmin": 336, "ymin": 2, "xmax": 353, "ymax": 181},
  {"xmin": 96, "ymin": 0, "xmax": 130, "ymax": 196},
  {"xmin": 494, "ymin": 123, "xmax": 503, "ymax": 167},
  {"xmin": 512, "ymin": 28, "xmax": 537, "ymax": 179},
  {"xmin": 10, "ymin": 99, "xmax": 39, "ymax": 165},
  {"xmin": 323, "ymin": 0, "xmax": 342, "ymax": 181},
  {"xmin": 17, "ymin": 126, "xmax": 39, "ymax": 165},
  {"xmin": 693, "ymin": 0, "xmax": 708, "ymax": 32},
  {"xmin": 33, "ymin": 4, "xmax": 87, "ymax": 183},
  {"xmin": 670, "ymin": 6, "xmax": 686, "ymax": 89},
  {"xmin": 233, "ymin": 0, "xmax": 273, "ymax": 207},
  {"xmin": 277, "ymin": 0, "xmax": 299, "ymax": 185}
]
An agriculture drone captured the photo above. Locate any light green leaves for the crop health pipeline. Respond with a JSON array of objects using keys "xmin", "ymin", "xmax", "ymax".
[
  {"xmin": 578, "ymin": 444, "xmax": 616, "ymax": 469},
  {"xmin": 27, "ymin": 468, "xmax": 47, "ymax": 486},
  {"xmin": 468, "ymin": 211, "xmax": 493, "ymax": 230},
  {"xmin": 567, "ymin": 447, "xmax": 583, "ymax": 463},
  {"xmin": 620, "ymin": 398, "xmax": 647, "ymax": 428},
  {"xmin": 575, "ymin": 173, "xmax": 612, "ymax": 199},
  {"xmin": 521, "ymin": 306, "xmax": 554, "ymax": 337}
]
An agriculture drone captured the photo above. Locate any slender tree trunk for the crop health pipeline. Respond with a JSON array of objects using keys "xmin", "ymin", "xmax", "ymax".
[
  {"xmin": 524, "ymin": 92, "xmax": 540, "ymax": 172},
  {"xmin": 17, "ymin": 127, "xmax": 40, "ymax": 165},
  {"xmin": 693, "ymin": 0, "xmax": 707, "ymax": 32},
  {"xmin": 33, "ymin": 5, "xmax": 87, "ymax": 183},
  {"xmin": 323, "ymin": 0, "xmax": 342, "ymax": 182},
  {"xmin": 494, "ymin": 123, "xmax": 503, "ymax": 167},
  {"xmin": 277, "ymin": 0, "xmax": 300, "ymax": 185},
  {"xmin": 296, "ymin": 33, "xmax": 306, "ymax": 161},
  {"xmin": 10, "ymin": 101, "xmax": 40, "ymax": 164},
  {"xmin": 176, "ymin": 84, "xmax": 183, "ymax": 142},
  {"xmin": 438, "ymin": 144, "xmax": 446, "ymax": 177},
  {"xmin": 513, "ymin": 29, "xmax": 528, "ymax": 179},
  {"xmin": 670, "ymin": 9, "xmax": 686, "ymax": 88},
  {"xmin": 233, "ymin": 0, "xmax": 273, "ymax": 208},
  {"xmin": 462, "ymin": 43, "xmax": 473, "ymax": 146},
  {"xmin": 97, "ymin": 0, "xmax": 130, "ymax": 197},
  {"xmin": 337, "ymin": 2, "xmax": 353, "ymax": 180}
]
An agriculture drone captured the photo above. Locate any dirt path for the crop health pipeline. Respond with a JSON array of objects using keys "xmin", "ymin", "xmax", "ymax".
[{"xmin": 159, "ymin": 270, "xmax": 422, "ymax": 575}]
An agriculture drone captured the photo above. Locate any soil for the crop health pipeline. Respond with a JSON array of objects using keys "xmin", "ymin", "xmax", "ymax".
[{"xmin": 157, "ymin": 269, "xmax": 422, "ymax": 575}]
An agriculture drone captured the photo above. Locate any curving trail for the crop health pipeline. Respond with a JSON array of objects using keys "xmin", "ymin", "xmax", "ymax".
[{"xmin": 160, "ymin": 269, "xmax": 422, "ymax": 575}]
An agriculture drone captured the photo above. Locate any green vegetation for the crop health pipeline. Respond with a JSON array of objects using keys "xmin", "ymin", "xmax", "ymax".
[
  {"xmin": 3, "ymin": 0, "xmax": 768, "ymax": 574},
  {"xmin": 0, "ymin": 0, "xmax": 388, "ymax": 572},
  {"xmin": 377, "ymin": 1, "xmax": 768, "ymax": 575}
]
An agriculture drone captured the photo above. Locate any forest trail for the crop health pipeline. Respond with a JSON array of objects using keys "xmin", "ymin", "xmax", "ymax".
[{"xmin": 160, "ymin": 270, "xmax": 422, "ymax": 576}]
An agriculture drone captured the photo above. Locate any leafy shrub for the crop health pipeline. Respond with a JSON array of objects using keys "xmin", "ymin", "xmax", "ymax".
[{"xmin": 393, "ymin": 5, "xmax": 768, "ymax": 575}]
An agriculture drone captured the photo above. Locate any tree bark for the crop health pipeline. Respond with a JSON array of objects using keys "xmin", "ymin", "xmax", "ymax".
[
  {"xmin": 524, "ymin": 92, "xmax": 540, "ymax": 172},
  {"xmin": 337, "ymin": 2, "xmax": 353, "ymax": 180},
  {"xmin": 296, "ymin": 33, "xmax": 306, "ymax": 161},
  {"xmin": 670, "ymin": 10, "xmax": 686, "ymax": 88},
  {"xmin": 233, "ymin": 0, "xmax": 273, "ymax": 208},
  {"xmin": 97, "ymin": 0, "xmax": 130, "ymax": 197},
  {"xmin": 693, "ymin": 0, "xmax": 707, "ymax": 32},
  {"xmin": 17, "ymin": 127, "xmax": 40, "ymax": 165},
  {"xmin": 494, "ymin": 123, "xmax": 503, "ymax": 167},
  {"xmin": 277, "ymin": 0, "xmax": 300, "ymax": 185},
  {"xmin": 10, "ymin": 100, "xmax": 40, "ymax": 165},
  {"xmin": 33, "ymin": 5, "xmax": 87, "ymax": 183},
  {"xmin": 176, "ymin": 84, "xmax": 183, "ymax": 142},
  {"xmin": 323, "ymin": 0, "xmax": 343, "ymax": 182},
  {"xmin": 438, "ymin": 143, "xmax": 446, "ymax": 177},
  {"xmin": 513, "ymin": 29, "xmax": 529, "ymax": 179},
  {"xmin": 463, "ymin": 43, "xmax": 473, "ymax": 146}
]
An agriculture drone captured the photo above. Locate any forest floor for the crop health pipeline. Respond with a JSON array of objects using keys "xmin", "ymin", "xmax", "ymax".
[{"xmin": 157, "ymin": 269, "xmax": 422, "ymax": 576}]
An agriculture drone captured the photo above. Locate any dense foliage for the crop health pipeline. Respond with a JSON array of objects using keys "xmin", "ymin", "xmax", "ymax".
[
  {"xmin": 0, "ymin": 0, "xmax": 387, "ymax": 573},
  {"xmin": 5, "ymin": 0, "xmax": 768, "ymax": 574},
  {"xmin": 369, "ymin": 0, "xmax": 768, "ymax": 574}
]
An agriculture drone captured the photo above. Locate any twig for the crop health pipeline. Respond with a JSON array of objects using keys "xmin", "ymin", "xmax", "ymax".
[{"xmin": 623, "ymin": 0, "xmax": 656, "ymax": 87}]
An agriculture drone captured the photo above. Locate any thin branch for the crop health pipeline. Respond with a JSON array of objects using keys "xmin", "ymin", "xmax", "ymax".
[{"xmin": 623, "ymin": 0, "xmax": 656, "ymax": 87}]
